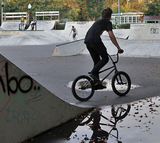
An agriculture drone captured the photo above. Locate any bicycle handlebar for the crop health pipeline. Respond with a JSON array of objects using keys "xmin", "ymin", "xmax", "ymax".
[{"xmin": 108, "ymin": 53, "xmax": 119, "ymax": 64}]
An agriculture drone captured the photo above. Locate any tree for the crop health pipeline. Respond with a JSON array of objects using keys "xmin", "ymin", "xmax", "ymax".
[
  {"xmin": 144, "ymin": 0, "xmax": 160, "ymax": 16},
  {"xmin": 76, "ymin": 0, "xmax": 87, "ymax": 21},
  {"xmin": 85, "ymin": 0, "xmax": 105, "ymax": 21}
]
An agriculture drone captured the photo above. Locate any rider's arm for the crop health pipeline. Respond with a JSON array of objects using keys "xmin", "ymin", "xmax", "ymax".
[
  {"xmin": 108, "ymin": 30, "xmax": 123, "ymax": 53},
  {"xmin": 69, "ymin": 30, "xmax": 72, "ymax": 35}
]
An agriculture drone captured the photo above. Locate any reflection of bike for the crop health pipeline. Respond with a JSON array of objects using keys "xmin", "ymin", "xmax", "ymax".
[
  {"xmin": 72, "ymin": 53, "xmax": 131, "ymax": 101},
  {"xmin": 80, "ymin": 104, "xmax": 131, "ymax": 143}
]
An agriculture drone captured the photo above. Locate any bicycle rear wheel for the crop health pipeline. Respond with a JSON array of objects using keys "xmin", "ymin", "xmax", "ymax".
[
  {"xmin": 72, "ymin": 75, "xmax": 95, "ymax": 101},
  {"xmin": 112, "ymin": 71, "xmax": 131, "ymax": 96}
]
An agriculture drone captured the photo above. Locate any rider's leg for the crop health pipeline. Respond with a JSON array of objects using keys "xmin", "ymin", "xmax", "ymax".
[
  {"xmin": 86, "ymin": 43, "xmax": 100, "ymax": 81},
  {"xmin": 86, "ymin": 42, "xmax": 109, "ymax": 80},
  {"xmin": 91, "ymin": 42, "xmax": 109, "ymax": 74}
]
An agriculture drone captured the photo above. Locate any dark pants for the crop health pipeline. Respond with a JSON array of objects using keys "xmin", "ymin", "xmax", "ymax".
[
  {"xmin": 86, "ymin": 42, "xmax": 109, "ymax": 76},
  {"xmin": 91, "ymin": 129, "xmax": 109, "ymax": 142}
]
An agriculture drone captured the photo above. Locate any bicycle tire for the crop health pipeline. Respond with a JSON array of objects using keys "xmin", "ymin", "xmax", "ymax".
[
  {"xmin": 112, "ymin": 71, "xmax": 131, "ymax": 96},
  {"xmin": 111, "ymin": 104, "xmax": 131, "ymax": 120},
  {"xmin": 71, "ymin": 75, "xmax": 95, "ymax": 101}
]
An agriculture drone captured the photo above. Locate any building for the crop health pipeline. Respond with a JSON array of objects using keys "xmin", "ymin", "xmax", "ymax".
[
  {"xmin": 143, "ymin": 16, "xmax": 160, "ymax": 23},
  {"xmin": 111, "ymin": 12, "xmax": 144, "ymax": 25}
]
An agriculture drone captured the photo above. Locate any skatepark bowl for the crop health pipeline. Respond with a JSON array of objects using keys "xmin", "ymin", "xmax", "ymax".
[
  {"xmin": 0, "ymin": 22, "xmax": 160, "ymax": 143},
  {"xmin": 25, "ymin": 96, "xmax": 160, "ymax": 143}
]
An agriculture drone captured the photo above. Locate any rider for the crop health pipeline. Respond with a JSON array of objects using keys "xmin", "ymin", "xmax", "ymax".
[{"xmin": 84, "ymin": 7, "xmax": 123, "ymax": 89}]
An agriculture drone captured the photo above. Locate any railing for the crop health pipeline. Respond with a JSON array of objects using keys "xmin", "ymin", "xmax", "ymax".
[
  {"xmin": 2, "ymin": 12, "xmax": 28, "ymax": 21},
  {"xmin": 35, "ymin": 11, "xmax": 59, "ymax": 21}
]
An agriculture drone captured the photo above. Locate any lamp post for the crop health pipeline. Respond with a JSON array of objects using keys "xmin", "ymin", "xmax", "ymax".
[
  {"xmin": 118, "ymin": 0, "xmax": 120, "ymax": 25},
  {"xmin": 28, "ymin": 3, "xmax": 31, "ymax": 25},
  {"xmin": 1, "ymin": 2, "xmax": 4, "ymax": 26}
]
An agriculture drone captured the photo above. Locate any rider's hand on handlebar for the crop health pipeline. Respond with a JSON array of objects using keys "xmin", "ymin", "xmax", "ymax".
[{"xmin": 118, "ymin": 49, "xmax": 124, "ymax": 54}]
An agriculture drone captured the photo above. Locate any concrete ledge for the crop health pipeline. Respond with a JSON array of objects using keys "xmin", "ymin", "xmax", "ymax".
[
  {"xmin": 52, "ymin": 39, "xmax": 86, "ymax": 56},
  {"xmin": 129, "ymin": 23, "xmax": 160, "ymax": 40},
  {"xmin": 0, "ymin": 30, "xmax": 27, "ymax": 35}
]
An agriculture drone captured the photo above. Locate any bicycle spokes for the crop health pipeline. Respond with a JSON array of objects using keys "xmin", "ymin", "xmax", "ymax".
[
  {"xmin": 78, "ymin": 80, "xmax": 92, "ymax": 90},
  {"xmin": 112, "ymin": 71, "xmax": 131, "ymax": 96},
  {"xmin": 72, "ymin": 75, "xmax": 95, "ymax": 101}
]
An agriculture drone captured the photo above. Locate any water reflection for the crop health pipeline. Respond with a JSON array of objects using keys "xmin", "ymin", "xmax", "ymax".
[
  {"xmin": 25, "ymin": 96, "xmax": 160, "ymax": 143},
  {"xmin": 79, "ymin": 104, "xmax": 131, "ymax": 143}
]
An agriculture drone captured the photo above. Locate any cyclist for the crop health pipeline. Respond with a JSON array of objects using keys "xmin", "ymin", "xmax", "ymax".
[{"xmin": 84, "ymin": 7, "xmax": 124, "ymax": 89}]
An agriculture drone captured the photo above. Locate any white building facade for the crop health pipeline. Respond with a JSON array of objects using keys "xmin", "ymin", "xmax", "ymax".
[{"xmin": 111, "ymin": 12, "xmax": 144, "ymax": 25}]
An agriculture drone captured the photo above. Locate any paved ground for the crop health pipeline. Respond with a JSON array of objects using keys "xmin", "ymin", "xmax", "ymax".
[{"xmin": 0, "ymin": 39, "xmax": 160, "ymax": 107}]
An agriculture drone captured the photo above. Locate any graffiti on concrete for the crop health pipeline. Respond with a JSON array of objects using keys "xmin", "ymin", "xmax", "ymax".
[
  {"xmin": 0, "ymin": 62, "xmax": 33, "ymax": 95},
  {"xmin": 150, "ymin": 28, "xmax": 159, "ymax": 34},
  {"xmin": 0, "ymin": 60, "xmax": 42, "ymax": 117}
]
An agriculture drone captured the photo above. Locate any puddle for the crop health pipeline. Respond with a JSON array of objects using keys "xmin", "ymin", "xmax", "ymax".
[
  {"xmin": 24, "ymin": 96, "xmax": 160, "ymax": 143},
  {"xmin": 67, "ymin": 80, "xmax": 140, "ymax": 91}
]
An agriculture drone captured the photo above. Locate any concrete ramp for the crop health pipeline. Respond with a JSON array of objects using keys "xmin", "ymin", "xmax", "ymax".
[
  {"xmin": 52, "ymin": 39, "xmax": 86, "ymax": 56},
  {"xmin": 37, "ymin": 21, "xmax": 55, "ymax": 30},
  {"xmin": 0, "ymin": 54, "xmax": 90, "ymax": 143},
  {"xmin": 27, "ymin": 21, "xmax": 55, "ymax": 31},
  {"xmin": 1, "ymin": 21, "xmax": 22, "ymax": 30},
  {"xmin": 129, "ymin": 23, "xmax": 160, "ymax": 40}
]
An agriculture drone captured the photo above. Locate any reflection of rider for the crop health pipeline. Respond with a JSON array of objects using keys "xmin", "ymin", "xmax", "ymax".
[{"xmin": 80, "ymin": 108, "xmax": 108, "ymax": 143}]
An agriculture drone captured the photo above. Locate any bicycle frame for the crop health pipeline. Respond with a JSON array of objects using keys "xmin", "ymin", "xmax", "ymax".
[
  {"xmin": 98, "ymin": 53, "xmax": 119, "ymax": 83},
  {"xmin": 99, "ymin": 113, "xmax": 120, "ymax": 140}
]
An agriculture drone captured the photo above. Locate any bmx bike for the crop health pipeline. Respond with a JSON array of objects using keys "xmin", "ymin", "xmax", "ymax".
[{"xmin": 71, "ymin": 53, "xmax": 131, "ymax": 101}]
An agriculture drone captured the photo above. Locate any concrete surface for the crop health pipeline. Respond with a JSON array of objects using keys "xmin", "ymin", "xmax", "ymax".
[
  {"xmin": 0, "ymin": 30, "xmax": 71, "ymax": 45},
  {"xmin": 64, "ymin": 21, "xmax": 94, "ymax": 38},
  {"xmin": 27, "ymin": 21, "xmax": 56, "ymax": 31},
  {"xmin": 1, "ymin": 21, "xmax": 23, "ymax": 30},
  {"xmin": 0, "ymin": 24, "xmax": 160, "ymax": 142},
  {"xmin": 0, "ymin": 53, "xmax": 91, "ymax": 143},
  {"xmin": 0, "ymin": 39, "xmax": 160, "ymax": 107},
  {"xmin": 129, "ymin": 23, "xmax": 160, "ymax": 40}
]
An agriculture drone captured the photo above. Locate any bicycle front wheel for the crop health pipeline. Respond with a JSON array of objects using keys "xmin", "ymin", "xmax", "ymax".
[
  {"xmin": 112, "ymin": 71, "xmax": 131, "ymax": 96},
  {"xmin": 71, "ymin": 75, "xmax": 95, "ymax": 101},
  {"xmin": 111, "ymin": 104, "xmax": 131, "ymax": 120}
]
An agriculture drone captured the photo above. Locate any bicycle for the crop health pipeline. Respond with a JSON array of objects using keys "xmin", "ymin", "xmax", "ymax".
[
  {"xmin": 72, "ymin": 53, "xmax": 131, "ymax": 101},
  {"xmin": 80, "ymin": 104, "xmax": 131, "ymax": 143}
]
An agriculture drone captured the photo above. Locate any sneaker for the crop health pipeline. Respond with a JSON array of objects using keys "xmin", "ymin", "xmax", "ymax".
[{"xmin": 94, "ymin": 83, "xmax": 106, "ymax": 90}]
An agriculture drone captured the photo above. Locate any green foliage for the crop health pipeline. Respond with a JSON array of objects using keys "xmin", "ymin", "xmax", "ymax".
[
  {"xmin": 143, "ymin": 0, "xmax": 160, "ymax": 16},
  {"xmin": 76, "ymin": 0, "xmax": 88, "ymax": 21},
  {"xmin": 112, "ymin": 24, "xmax": 130, "ymax": 29},
  {"xmin": 85, "ymin": 0, "xmax": 105, "ymax": 20},
  {"xmin": 53, "ymin": 22, "xmax": 65, "ymax": 30},
  {"xmin": 119, "ymin": 24, "xmax": 130, "ymax": 29},
  {"xmin": 1, "ymin": 0, "xmax": 159, "ymax": 22}
]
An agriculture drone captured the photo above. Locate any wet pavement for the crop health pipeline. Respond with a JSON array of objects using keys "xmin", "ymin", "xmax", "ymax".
[{"xmin": 24, "ymin": 95, "xmax": 160, "ymax": 143}]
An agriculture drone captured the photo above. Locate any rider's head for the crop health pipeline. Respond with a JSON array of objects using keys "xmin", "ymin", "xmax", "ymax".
[{"xmin": 102, "ymin": 7, "xmax": 112, "ymax": 20}]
